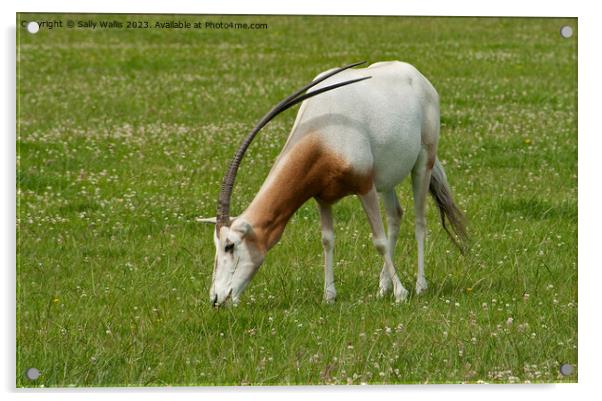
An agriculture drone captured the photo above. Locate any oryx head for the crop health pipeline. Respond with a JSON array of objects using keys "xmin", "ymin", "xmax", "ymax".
[
  {"xmin": 200, "ymin": 61, "xmax": 371, "ymax": 307},
  {"xmin": 203, "ymin": 217, "xmax": 263, "ymax": 306}
]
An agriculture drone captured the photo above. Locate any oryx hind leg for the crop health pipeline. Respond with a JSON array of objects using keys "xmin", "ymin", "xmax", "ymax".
[
  {"xmin": 377, "ymin": 189, "xmax": 403, "ymax": 297},
  {"xmin": 318, "ymin": 201, "xmax": 336, "ymax": 303},
  {"xmin": 412, "ymin": 148, "xmax": 434, "ymax": 295},
  {"xmin": 359, "ymin": 186, "xmax": 408, "ymax": 302}
]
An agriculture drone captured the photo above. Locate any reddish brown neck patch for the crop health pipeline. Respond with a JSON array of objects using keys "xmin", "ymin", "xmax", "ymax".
[{"xmin": 243, "ymin": 133, "xmax": 373, "ymax": 251}]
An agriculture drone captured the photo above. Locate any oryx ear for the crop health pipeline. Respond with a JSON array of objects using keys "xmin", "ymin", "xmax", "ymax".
[
  {"xmin": 230, "ymin": 219, "xmax": 252, "ymax": 238},
  {"xmin": 196, "ymin": 217, "xmax": 217, "ymax": 224}
]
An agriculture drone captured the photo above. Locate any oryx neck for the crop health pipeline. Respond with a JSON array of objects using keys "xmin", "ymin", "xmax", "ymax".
[{"xmin": 242, "ymin": 134, "xmax": 324, "ymax": 252}]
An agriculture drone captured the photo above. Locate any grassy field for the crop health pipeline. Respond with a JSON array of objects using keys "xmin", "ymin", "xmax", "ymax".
[{"xmin": 16, "ymin": 14, "xmax": 577, "ymax": 386}]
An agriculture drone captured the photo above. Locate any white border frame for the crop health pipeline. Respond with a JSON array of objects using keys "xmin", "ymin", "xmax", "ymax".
[{"xmin": 4, "ymin": 1, "xmax": 599, "ymax": 400}]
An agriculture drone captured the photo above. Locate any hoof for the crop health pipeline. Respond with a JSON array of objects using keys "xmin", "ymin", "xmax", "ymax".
[
  {"xmin": 378, "ymin": 280, "xmax": 392, "ymax": 298},
  {"xmin": 394, "ymin": 286, "xmax": 409, "ymax": 303},
  {"xmin": 415, "ymin": 278, "xmax": 428, "ymax": 295},
  {"xmin": 377, "ymin": 286, "xmax": 390, "ymax": 298},
  {"xmin": 324, "ymin": 287, "xmax": 336, "ymax": 304}
]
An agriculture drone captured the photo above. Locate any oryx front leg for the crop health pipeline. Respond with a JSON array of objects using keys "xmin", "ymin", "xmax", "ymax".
[
  {"xmin": 318, "ymin": 202, "xmax": 336, "ymax": 303},
  {"xmin": 412, "ymin": 150, "xmax": 433, "ymax": 295},
  {"xmin": 378, "ymin": 190, "xmax": 404, "ymax": 298},
  {"xmin": 359, "ymin": 187, "xmax": 408, "ymax": 303}
]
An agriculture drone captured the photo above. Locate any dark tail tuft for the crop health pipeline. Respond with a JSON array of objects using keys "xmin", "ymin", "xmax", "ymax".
[{"xmin": 429, "ymin": 159, "xmax": 469, "ymax": 254}]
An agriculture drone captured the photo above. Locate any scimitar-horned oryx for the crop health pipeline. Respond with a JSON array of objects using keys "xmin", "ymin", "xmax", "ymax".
[{"xmin": 199, "ymin": 61, "xmax": 467, "ymax": 306}]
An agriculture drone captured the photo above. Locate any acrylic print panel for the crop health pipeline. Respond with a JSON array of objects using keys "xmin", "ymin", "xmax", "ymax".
[{"xmin": 16, "ymin": 13, "xmax": 577, "ymax": 387}]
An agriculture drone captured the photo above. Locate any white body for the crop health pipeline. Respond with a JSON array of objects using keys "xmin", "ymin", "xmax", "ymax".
[{"xmin": 283, "ymin": 61, "xmax": 439, "ymax": 190}]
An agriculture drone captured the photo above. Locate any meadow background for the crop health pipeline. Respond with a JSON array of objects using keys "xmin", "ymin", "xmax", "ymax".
[{"xmin": 16, "ymin": 14, "xmax": 577, "ymax": 386}]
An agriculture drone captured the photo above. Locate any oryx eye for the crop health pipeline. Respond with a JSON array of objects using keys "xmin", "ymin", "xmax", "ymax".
[{"xmin": 224, "ymin": 243, "xmax": 235, "ymax": 253}]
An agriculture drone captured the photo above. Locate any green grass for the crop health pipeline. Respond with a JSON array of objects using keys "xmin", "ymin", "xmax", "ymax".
[{"xmin": 16, "ymin": 14, "xmax": 577, "ymax": 386}]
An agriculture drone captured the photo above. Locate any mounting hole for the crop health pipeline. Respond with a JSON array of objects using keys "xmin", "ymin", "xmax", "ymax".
[
  {"xmin": 26, "ymin": 21, "xmax": 40, "ymax": 34},
  {"xmin": 559, "ymin": 363, "xmax": 574, "ymax": 376},
  {"xmin": 25, "ymin": 367, "xmax": 41, "ymax": 381},
  {"xmin": 560, "ymin": 25, "xmax": 573, "ymax": 38}
]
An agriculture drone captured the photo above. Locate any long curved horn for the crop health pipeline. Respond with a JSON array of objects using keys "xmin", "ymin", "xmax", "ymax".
[{"xmin": 216, "ymin": 61, "xmax": 372, "ymax": 231}]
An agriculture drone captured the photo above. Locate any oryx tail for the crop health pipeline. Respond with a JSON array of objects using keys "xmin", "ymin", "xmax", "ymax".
[{"xmin": 429, "ymin": 158, "xmax": 468, "ymax": 253}]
